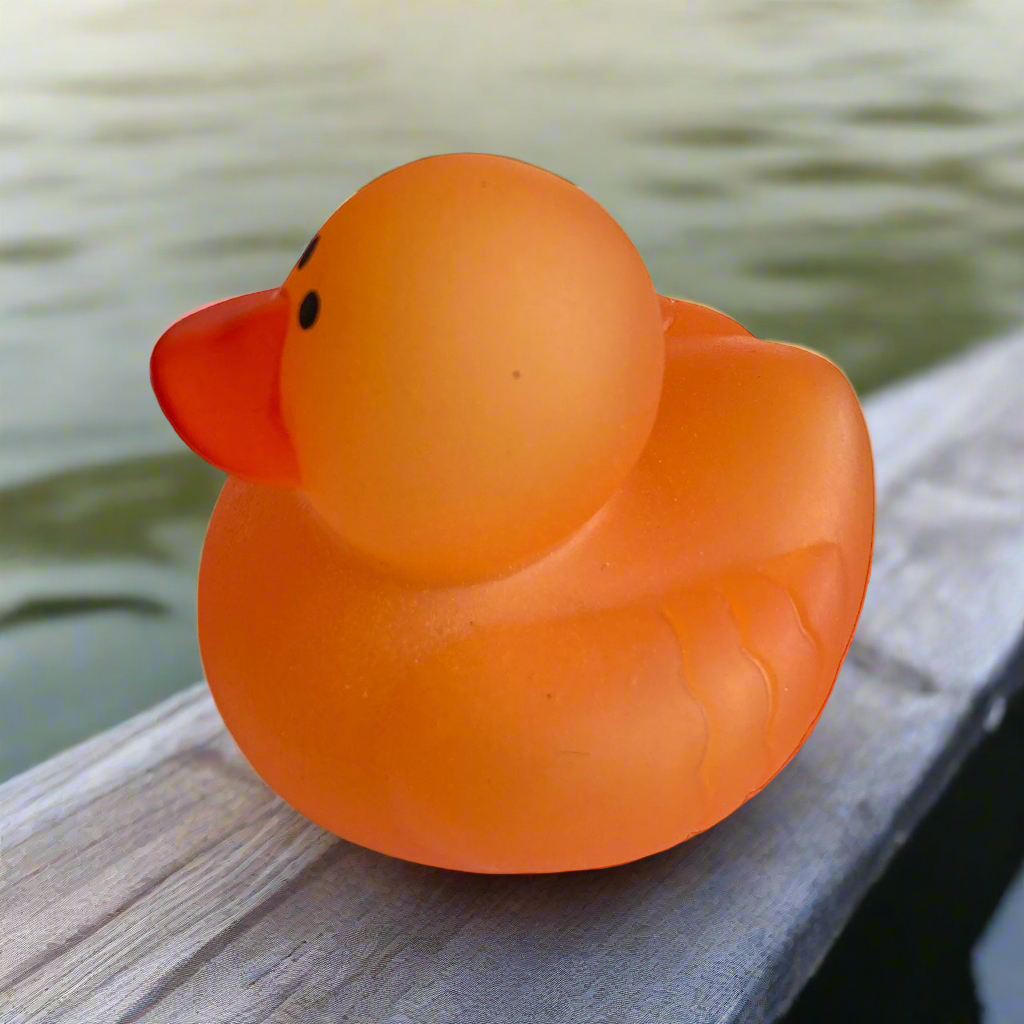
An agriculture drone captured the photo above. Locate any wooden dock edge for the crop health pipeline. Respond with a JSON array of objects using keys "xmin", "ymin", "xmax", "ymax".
[{"xmin": 3, "ymin": 330, "xmax": 1023, "ymax": 1024}]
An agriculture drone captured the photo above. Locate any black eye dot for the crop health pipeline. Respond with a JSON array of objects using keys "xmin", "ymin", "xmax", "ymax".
[
  {"xmin": 298, "ymin": 290, "xmax": 319, "ymax": 330},
  {"xmin": 296, "ymin": 234, "xmax": 319, "ymax": 269}
]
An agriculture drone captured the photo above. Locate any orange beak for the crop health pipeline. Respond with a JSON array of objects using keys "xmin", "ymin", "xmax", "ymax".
[{"xmin": 150, "ymin": 288, "xmax": 299, "ymax": 486}]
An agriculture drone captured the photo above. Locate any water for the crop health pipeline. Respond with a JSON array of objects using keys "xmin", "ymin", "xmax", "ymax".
[
  {"xmin": 2, "ymin": 0, "xmax": 1024, "ymax": 780},
  {"xmin": 975, "ymin": 861, "xmax": 1024, "ymax": 1024}
]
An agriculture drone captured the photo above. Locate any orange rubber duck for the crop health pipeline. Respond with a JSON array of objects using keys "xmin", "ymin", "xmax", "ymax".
[{"xmin": 151, "ymin": 153, "xmax": 874, "ymax": 874}]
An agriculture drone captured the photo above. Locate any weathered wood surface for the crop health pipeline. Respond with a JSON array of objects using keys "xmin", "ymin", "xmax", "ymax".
[{"xmin": 3, "ymin": 331, "xmax": 1024, "ymax": 1024}]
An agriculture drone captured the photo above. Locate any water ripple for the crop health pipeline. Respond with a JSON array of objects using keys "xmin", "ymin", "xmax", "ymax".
[
  {"xmin": 0, "ymin": 238, "xmax": 82, "ymax": 264},
  {"xmin": 848, "ymin": 100, "xmax": 990, "ymax": 128},
  {"xmin": 45, "ymin": 57, "xmax": 381, "ymax": 100},
  {"xmin": 0, "ymin": 452, "xmax": 222, "ymax": 565},
  {"xmin": 8, "ymin": 291, "xmax": 118, "ymax": 318},
  {"xmin": 0, "ymin": 594, "xmax": 169, "ymax": 632},
  {"xmin": 633, "ymin": 176, "xmax": 735, "ymax": 200},
  {"xmin": 625, "ymin": 122, "xmax": 785, "ymax": 149},
  {"xmin": 88, "ymin": 118, "xmax": 232, "ymax": 146},
  {"xmin": 0, "ymin": 125, "xmax": 36, "ymax": 146},
  {"xmin": 164, "ymin": 230, "xmax": 317, "ymax": 261},
  {"xmin": 0, "ymin": 173, "xmax": 79, "ymax": 197}
]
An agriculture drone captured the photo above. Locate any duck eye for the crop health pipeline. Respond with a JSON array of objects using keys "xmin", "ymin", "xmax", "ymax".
[
  {"xmin": 297, "ymin": 234, "xmax": 319, "ymax": 269},
  {"xmin": 298, "ymin": 290, "xmax": 320, "ymax": 330}
]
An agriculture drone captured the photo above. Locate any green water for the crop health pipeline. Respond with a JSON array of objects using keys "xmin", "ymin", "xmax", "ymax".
[{"xmin": 2, "ymin": 0, "xmax": 1024, "ymax": 781}]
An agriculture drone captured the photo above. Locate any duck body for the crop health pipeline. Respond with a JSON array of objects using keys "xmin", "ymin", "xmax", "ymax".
[
  {"xmin": 197, "ymin": 296, "xmax": 873, "ymax": 874},
  {"xmin": 152, "ymin": 153, "xmax": 874, "ymax": 874}
]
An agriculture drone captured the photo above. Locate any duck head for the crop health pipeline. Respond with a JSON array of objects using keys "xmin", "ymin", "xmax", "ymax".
[{"xmin": 151, "ymin": 153, "xmax": 666, "ymax": 584}]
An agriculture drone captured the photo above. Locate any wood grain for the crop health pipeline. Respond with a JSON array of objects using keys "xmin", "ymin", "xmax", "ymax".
[{"xmin": 2, "ymin": 331, "xmax": 1023, "ymax": 1024}]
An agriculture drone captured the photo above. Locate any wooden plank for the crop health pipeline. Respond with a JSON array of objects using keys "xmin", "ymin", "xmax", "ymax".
[{"xmin": 2, "ymin": 331, "xmax": 1023, "ymax": 1024}]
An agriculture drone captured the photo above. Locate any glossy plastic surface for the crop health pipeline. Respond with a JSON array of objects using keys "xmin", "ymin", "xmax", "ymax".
[{"xmin": 151, "ymin": 153, "xmax": 875, "ymax": 874}]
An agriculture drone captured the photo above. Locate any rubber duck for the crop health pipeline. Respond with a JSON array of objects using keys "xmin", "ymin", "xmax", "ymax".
[{"xmin": 151, "ymin": 153, "xmax": 874, "ymax": 874}]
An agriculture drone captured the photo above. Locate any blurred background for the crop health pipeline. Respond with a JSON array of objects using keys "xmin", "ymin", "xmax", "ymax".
[
  {"xmin": 4, "ymin": 0, "xmax": 1024, "ymax": 779},
  {"xmin": 1, "ymin": 0, "xmax": 1022, "ymax": 1016}
]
